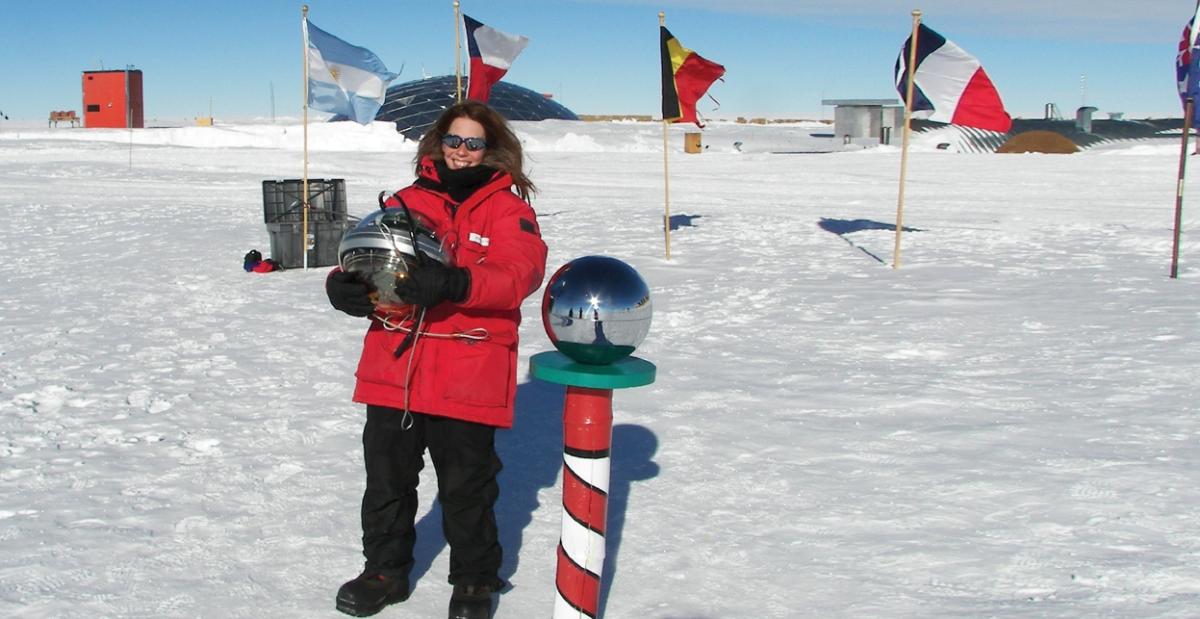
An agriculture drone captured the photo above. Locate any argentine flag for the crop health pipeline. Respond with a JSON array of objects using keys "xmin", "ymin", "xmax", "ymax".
[{"xmin": 305, "ymin": 20, "xmax": 398, "ymax": 125}]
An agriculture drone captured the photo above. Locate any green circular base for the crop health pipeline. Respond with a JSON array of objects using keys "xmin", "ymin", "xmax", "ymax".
[{"xmin": 530, "ymin": 351, "xmax": 657, "ymax": 389}]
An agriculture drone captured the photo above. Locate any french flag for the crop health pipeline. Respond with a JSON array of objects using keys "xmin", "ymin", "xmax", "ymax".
[
  {"xmin": 895, "ymin": 24, "xmax": 1011, "ymax": 133},
  {"xmin": 464, "ymin": 14, "xmax": 529, "ymax": 103}
]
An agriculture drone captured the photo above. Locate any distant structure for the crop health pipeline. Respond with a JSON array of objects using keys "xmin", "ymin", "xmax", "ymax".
[
  {"xmin": 49, "ymin": 111, "xmax": 80, "ymax": 128},
  {"xmin": 335, "ymin": 75, "xmax": 578, "ymax": 140},
  {"xmin": 821, "ymin": 99, "xmax": 902, "ymax": 145},
  {"xmin": 1075, "ymin": 106, "xmax": 1098, "ymax": 134},
  {"xmin": 912, "ymin": 117, "xmax": 1184, "ymax": 153},
  {"xmin": 824, "ymin": 97, "xmax": 1182, "ymax": 153},
  {"xmin": 996, "ymin": 130, "xmax": 1079, "ymax": 154},
  {"xmin": 82, "ymin": 69, "xmax": 143, "ymax": 128}
]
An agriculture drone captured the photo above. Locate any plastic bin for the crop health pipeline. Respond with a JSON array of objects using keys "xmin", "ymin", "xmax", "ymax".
[
  {"xmin": 262, "ymin": 178, "xmax": 347, "ymax": 223},
  {"xmin": 261, "ymin": 179, "xmax": 351, "ymax": 268},
  {"xmin": 265, "ymin": 220, "xmax": 350, "ymax": 269}
]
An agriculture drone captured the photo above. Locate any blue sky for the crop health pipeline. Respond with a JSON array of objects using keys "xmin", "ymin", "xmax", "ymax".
[{"xmin": 1, "ymin": 0, "xmax": 1194, "ymax": 123}]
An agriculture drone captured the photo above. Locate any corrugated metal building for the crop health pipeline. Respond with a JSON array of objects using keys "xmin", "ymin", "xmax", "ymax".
[{"xmin": 822, "ymin": 99, "xmax": 903, "ymax": 145}]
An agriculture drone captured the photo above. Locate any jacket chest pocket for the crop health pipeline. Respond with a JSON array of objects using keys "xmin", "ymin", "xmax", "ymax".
[{"xmin": 454, "ymin": 231, "xmax": 490, "ymax": 266}]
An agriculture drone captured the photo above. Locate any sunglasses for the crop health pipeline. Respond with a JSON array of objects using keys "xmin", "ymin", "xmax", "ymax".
[{"xmin": 441, "ymin": 134, "xmax": 488, "ymax": 151}]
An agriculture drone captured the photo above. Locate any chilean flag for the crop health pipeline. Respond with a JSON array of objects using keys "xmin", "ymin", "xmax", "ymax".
[
  {"xmin": 464, "ymin": 14, "xmax": 528, "ymax": 103},
  {"xmin": 895, "ymin": 24, "xmax": 1011, "ymax": 133}
]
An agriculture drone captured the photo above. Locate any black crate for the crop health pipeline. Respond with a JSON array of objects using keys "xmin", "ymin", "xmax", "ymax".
[
  {"xmin": 261, "ymin": 178, "xmax": 351, "ymax": 268},
  {"xmin": 266, "ymin": 219, "xmax": 351, "ymax": 269},
  {"xmin": 262, "ymin": 178, "xmax": 347, "ymax": 223}
]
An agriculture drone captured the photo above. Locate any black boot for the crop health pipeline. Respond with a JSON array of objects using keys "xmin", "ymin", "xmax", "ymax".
[
  {"xmin": 336, "ymin": 571, "xmax": 410, "ymax": 617},
  {"xmin": 447, "ymin": 582, "xmax": 496, "ymax": 619}
]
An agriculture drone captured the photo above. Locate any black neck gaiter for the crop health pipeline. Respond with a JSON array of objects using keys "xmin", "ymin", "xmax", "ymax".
[{"xmin": 434, "ymin": 160, "xmax": 497, "ymax": 204}]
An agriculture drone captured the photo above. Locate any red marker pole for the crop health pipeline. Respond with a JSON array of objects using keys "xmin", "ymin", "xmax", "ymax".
[
  {"xmin": 556, "ymin": 386, "xmax": 612, "ymax": 618},
  {"xmin": 530, "ymin": 352, "xmax": 656, "ymax": 619}
]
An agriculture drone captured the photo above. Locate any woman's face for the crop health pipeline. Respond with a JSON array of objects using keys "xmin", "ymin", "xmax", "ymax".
[{"xmin": 441, "ymin": 116, "xmax": 487, "ymax": 170}]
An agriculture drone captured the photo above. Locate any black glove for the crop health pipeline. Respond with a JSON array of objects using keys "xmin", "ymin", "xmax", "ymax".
[
  {"xmin": 326, "ymin": 270, "xmax": 376, "ymax": 317},
  {"xmin": 395, "ymin": 261, "xmax": 470, "ymax": 308}
]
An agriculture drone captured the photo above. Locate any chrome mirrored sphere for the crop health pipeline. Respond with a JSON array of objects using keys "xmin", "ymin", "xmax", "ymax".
[{"xmin": 541, "ymin": 256, "xmax": 652, "ymax": 365}]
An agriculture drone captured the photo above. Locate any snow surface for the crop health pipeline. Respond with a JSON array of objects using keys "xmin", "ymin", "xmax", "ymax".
[{"xmin": 0, "ymin": 118, "xmax": 1197, "ymax": 618}]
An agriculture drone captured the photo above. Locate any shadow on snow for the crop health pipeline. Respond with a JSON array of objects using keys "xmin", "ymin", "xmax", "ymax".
[
  {"xmin": 817, "ymin": 217, "xmax": 923, "ymax": 264},
  {"xmin": 669, "ymin": 213, "xmax": 703, "ymax": 231}
]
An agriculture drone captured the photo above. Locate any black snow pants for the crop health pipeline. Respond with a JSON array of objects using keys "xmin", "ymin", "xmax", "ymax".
[{"xmin": 359, "ymin": 404, "xmax": 504, "ymax": 588}]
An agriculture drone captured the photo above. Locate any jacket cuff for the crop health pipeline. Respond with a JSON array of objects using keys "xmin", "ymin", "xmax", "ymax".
[{"xmin": 449, "ymin": 267, "xmax": 471, "ymax": 303}]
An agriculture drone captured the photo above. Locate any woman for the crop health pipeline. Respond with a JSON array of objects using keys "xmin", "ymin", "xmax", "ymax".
[{"xmin": 325, "ymin": 100, "xmax": 547, "ymax": 619}]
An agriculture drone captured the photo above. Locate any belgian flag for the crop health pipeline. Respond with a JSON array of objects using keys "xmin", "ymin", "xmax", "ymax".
[{"xmin": 660, "ymin": 26, "xmax": 725, "ymax": 127}]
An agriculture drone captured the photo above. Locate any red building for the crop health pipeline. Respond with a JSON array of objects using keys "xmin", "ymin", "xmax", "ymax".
[{"xmin": 82, "ymin": 70, "xmax": 143, "ymax": 128}]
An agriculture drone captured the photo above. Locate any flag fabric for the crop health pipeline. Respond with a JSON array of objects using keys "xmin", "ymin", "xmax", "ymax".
[
  {"xmin": 1176, "ymin": 5, "xmax": 1200, "ymax": 123},
  {"xmin": 464, "ymin": 14, "xmax": 528, "ymax": 103},
  {"xmin": 660, "ymin": 27, "xmax": 725, "ymax": 127},
  {"xmin": 305, "ymin": 19, "xmax": 398, "ymax": 124},
  {"xmin": 894, "ymin": 23, "xmax": 1011, "ymax": 133}
]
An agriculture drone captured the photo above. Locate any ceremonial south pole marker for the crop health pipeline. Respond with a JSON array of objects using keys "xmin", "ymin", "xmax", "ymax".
[
  {"xmin": 530, "ymin": 353, "xmax": 655, "ymax": 619},
  {"xmin": 533, "ymin": 256, "xmax": 656, "ymax": 619}
]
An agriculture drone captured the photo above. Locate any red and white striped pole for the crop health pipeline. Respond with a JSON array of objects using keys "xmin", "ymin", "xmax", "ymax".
[
  {"xmin": 530, "ymin": 347, "xmax": 655, "ymax": 619},
  {"xmin": 553, "ymin": 386, "xmax": 613, "ymax": 619}
]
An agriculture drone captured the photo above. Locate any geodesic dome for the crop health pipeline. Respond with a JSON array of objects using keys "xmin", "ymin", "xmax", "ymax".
[{"xmin": 334, "ymin": 75, "xmax": 579, "ymax": 141}]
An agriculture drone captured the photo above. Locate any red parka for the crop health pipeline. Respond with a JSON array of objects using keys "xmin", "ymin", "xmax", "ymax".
[{"xmin": 350, "ymin": 157, "xmax": 547, "ymax": 428}]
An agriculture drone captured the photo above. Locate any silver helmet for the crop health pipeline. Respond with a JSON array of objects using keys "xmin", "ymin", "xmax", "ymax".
[{"xmin": 338, "ymin": 208, "xmax": 447, "ymax": 312}]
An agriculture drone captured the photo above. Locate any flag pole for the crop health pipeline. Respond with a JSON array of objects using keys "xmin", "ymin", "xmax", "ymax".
[
  {"xmin": 893, "ymin": 9, "xmax": 922, "ymax": 270},
  {"xmin": 1173, "ymin": 0, "xmax": 1200, "ymax": 278},
  {"xmin": 660, "ymin": 12, "xmax": 672, "ymax": 261},
  {"xmin": 301, "ymin": 4, "xmax": 311, "ymax": 270},
  {"xmin": 662, "ymin": 117, "xmax": 672, "ymax": 261},
  {"xmin": 126, "ymin": 65, "xmax": 133, "ymax": 169},
  {"xmin": 1172, "ymin": 97, "xmax": 1193, "ymax": 278},
  {"xmin": 454, "ymin": 0, "xmax": 463, "ymax": 103}
]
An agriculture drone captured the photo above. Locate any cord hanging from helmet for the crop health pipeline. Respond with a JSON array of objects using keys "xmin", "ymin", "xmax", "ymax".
[{"xmin": 389, "ymin": 192, "xmax": 433, "ymax": 431}]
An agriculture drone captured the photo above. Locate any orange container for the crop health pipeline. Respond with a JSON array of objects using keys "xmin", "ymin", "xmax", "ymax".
[{"xmin": 82, "ymin": 70, "xmax": 143, "ymax": 128}]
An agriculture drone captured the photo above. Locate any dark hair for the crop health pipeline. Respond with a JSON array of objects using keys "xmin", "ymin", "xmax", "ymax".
[{"xmin": 415, "ymin": 100, "xmax": 536, "ymax": 202}]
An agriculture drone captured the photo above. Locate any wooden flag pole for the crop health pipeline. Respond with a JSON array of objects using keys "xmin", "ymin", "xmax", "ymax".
[
  {"xmin": 454, "ymin": 0, "xmax": 463, "ymax": 103},
  {"xmin": 660, "ymin": 12, "xmax": 672, "ymax": 261},
  {"xmin": 662, "ymin": 119, "xmax": 672, "ymax": 261},
  {"xmin": 1171, "ymin": 97, "xmax": 1193, "ymax": 278},
  {"xmin": 893, "ymin": 9, "xmax": 922, "ymax": 270},
  {"xmin": 301, "ymin": 4, "xmax": 311, "ymax": 270}
]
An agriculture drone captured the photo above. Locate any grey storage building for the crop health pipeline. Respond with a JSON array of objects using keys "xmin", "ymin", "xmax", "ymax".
[{"xmin": 822, "ymin": 99, "xmax": 903, "ymax": 145}]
